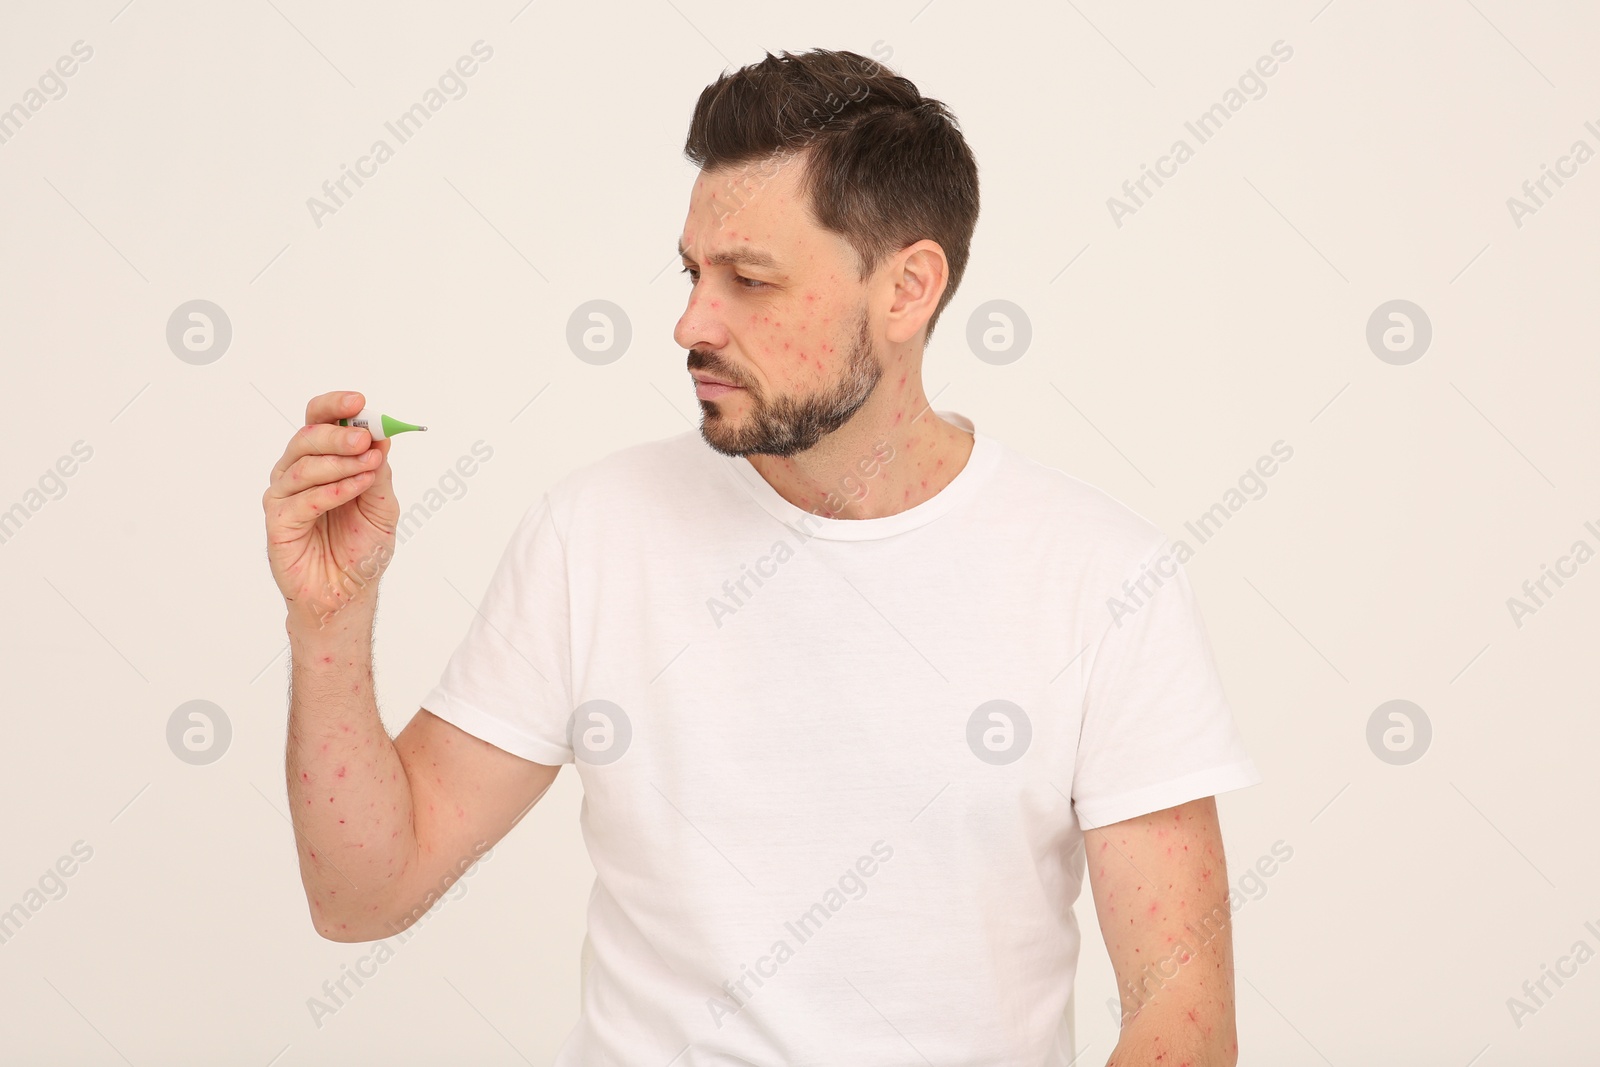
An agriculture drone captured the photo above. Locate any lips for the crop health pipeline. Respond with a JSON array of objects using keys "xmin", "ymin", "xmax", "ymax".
[
  {"xmin": 691, "ymin": 373, "xmax": 740, "ymax": 388},
  {"xmin": 694, "ymin": 378, "xmax": 741, "ymax": 400}
]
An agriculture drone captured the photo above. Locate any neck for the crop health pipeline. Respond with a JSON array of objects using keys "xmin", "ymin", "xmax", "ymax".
[{"xmin": 744, "ymin": 362, "xmax": 974, "ymax": 521}]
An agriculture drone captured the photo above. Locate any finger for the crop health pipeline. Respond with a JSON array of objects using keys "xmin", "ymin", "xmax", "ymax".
[
  {"xmin": 268, "ymin": 469, "xmax": 380, "ymax": 534},
  {"xmin": 268, "ymin": 447, "xmax": 383, "ymax": 501},
  {"xmin": 359, "ymin": 437, "xmax": 397, "ymax": 511},
  {"xmin": 305, "ymin": 390, "xmax": 364, "ymax": 427},
  {"xmin": 272, "ymin": 422, "xmax": 373, "ymax": 482}
]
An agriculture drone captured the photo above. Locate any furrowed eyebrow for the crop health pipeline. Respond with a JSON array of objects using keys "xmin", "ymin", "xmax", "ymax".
[{"xmin": 677, "ymin": 238, "xmax": 780, "ymax": 271}]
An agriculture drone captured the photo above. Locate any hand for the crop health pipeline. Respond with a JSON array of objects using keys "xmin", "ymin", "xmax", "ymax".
[{"xmin": 263, "ymin": 391, "xmax": 400, "ymax": 628}]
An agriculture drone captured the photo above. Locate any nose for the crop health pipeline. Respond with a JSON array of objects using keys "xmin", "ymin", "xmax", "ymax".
[{"xmin": 673, "ymin": 285, "xmax": 728, "ymax": 355}]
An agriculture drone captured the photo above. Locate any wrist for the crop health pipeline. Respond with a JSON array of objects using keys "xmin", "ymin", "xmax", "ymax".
[{"xmin": 287, "ymin": 605, "xmax": 374, "ymax": 661}]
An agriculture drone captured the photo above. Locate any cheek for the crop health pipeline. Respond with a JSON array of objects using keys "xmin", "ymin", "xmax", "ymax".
[
  {"xmin": 743, "ymin": 293, "xmax": 841, "ymax": 379},
  {"xmin": 746, "ymin": 312, "xmax": 810, "ymax": 367}
]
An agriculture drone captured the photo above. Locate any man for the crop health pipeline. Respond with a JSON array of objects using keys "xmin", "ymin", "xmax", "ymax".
[{"xmin": 265, "ymin": 48, "xmax": 1260, "ymax": 1066}]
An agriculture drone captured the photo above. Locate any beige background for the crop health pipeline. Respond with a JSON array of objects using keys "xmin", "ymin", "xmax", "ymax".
[{"xmin": 1, "ymin": 0, "xmax": 1596, "ymax": 1063}]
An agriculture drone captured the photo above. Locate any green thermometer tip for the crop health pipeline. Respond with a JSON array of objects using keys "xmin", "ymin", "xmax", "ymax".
[
  {"xmin": 337, "ymin": 409, "xmax": 428, "ymax": 441},
  {"xmin": 380, "ymin": 414, "xmax": 427, "ymax": 437}
]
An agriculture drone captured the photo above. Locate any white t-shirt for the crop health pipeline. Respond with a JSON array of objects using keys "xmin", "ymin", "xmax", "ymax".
[{"xmin": 422, "ymin": 411, "xmax": 1261, "ymax": 1066}]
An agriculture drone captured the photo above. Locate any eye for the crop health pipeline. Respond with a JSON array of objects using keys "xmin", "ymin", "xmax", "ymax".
[{"xmin": 680, "ymin": 266, "xmax": 766, "ymax": 290}]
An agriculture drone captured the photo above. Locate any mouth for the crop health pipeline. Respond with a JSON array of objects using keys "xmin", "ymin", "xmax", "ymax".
[
  {"xmin": 694, "ymin": 376, "xmax": 742, "ymax": 400},
  {"xmin": 691, "ymin": 369, "xmax": 744, "ymax": 400}
]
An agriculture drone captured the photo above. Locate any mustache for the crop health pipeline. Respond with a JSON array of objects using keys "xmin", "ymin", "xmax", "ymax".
[{"xmin": 687, "ymin": 352, "xmax": 746, "ymax": 387}]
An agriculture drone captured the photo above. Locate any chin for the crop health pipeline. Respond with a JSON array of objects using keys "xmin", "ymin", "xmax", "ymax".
[{"xmin": 697, "ymin": 420, "xmax": 743, "ymax": 457}]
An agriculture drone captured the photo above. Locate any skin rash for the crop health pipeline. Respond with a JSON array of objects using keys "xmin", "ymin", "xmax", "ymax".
[
  {"xmin": 673, "ymin": 151, "xmax": 974, "ymax": 520},
  {"xmin": 1090, "ymin": 797, "xmax": 1241, "ymax": 1066},
  {"xmin": 677, "ymin": 156, "xmax": 1242, "ymax": 1065}
]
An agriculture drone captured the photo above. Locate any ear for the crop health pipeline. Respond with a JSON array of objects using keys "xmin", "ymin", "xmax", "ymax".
[{"xmin": 882, "ymin": 239, "xmax": 948, "ymax": 345}]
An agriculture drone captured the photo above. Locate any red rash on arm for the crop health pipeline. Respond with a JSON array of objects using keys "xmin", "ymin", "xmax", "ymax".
[{"xmin": 1084, "ymin": 796, "xmax": 1240, "ymax": 1066}]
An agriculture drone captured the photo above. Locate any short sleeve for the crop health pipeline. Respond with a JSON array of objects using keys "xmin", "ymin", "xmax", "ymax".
[
  {"xmin": 420, "ymin": 493, "xmax": 574, "ymax": 766},
  {"xmin": 1070, "ymin": 539, "xmax": 1262, "ymax": 830}
]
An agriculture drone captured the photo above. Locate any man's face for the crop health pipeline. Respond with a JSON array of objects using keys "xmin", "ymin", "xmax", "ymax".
[{"xmin": 674, "ymin": 155, "xmax": 883, "ymax": 458}]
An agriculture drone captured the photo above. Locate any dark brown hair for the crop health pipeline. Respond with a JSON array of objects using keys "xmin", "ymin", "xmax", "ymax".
[{"xmin": 684, "ymin": 48, "xmax": 980, "ymax": 345}]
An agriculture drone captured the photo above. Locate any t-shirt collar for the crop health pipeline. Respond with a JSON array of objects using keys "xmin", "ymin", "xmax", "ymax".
[{"xmin": 713, "ymin": 410, "xmax": 1001, "ymax": 542}]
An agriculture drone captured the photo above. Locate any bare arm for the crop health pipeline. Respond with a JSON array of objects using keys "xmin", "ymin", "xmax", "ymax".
[
  {"xmin": 285, "ymin": 609, "xmax": 559, "ymax": 942},
  {"xmin": 268, "ymin": 390, "xmax": 561, "ymax": 942},
  {"xmin": 1084, "ymin": 796, "xmax": 1240, "ymax": 1067}
]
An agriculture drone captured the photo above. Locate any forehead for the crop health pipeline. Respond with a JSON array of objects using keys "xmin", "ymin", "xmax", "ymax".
[{"xmin": 679, "ymin": 156, "xmax": 818, "ymax": 260}]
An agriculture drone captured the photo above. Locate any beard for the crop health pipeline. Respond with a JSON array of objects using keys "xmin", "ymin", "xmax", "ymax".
[{"xmin": 694, "ymin": 304, "xmax": 882, "ymax": 458}]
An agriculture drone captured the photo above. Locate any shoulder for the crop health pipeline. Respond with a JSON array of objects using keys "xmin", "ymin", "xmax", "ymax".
[
  {"xmin": 543, "ymin": 427, "xmax": 712, "ymax": 532},
  {"xmin": 987, "ymin": 438, "xmax": 1169, "ymax": 563}
]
